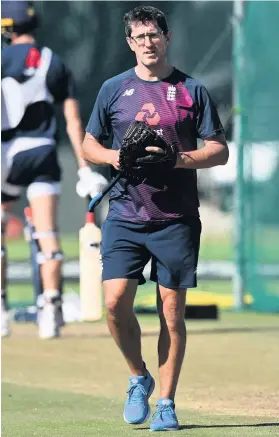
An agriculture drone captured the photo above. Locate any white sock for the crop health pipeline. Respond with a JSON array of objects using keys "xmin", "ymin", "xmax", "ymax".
[
  {"xmin": 37, "ymin": 289, "xmax": 60, "ymax": 307},
  {"xmin": 44, "ymin": 289, "xmax": 60, "ymax": 299}
]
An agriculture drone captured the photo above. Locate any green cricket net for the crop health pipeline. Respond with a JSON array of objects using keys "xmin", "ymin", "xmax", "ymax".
[{"xmin": 240, "ymin": 1, "xmax": 279, "ymax": 312}]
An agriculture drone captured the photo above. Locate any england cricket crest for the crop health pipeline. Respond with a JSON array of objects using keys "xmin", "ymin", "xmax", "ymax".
[{"xmin": 167, "ymin": 85, "xmax": 176, "ymax": 101}]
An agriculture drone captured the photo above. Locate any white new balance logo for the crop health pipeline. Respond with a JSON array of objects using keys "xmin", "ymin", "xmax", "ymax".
[
  {"xmin": 122, "ymin": 88, "xmax": 134, "ymax": 96},
  {"xmin": 167, "ymin": 85, "xmax": 176, "ymax": 101}
]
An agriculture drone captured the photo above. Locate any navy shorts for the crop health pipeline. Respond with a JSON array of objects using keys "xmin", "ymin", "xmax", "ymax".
[{"xmin": 101, "ymin": 217, "xmax": 201, "ymax": 289}]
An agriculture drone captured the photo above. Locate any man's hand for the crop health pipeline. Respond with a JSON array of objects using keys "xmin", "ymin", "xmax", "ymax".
[
  {"xmin": 174, "ymin": 134, "xmax": 229, "ymax": 169},
  {"xmin": 107, "ymin": 150, "xmax": 120, "ymax": 170},
  {"xmin": 145, "ymin": 146, "xmax": 165, "ymax": 154},
  {"xmin": 76, "ymin": 167, "xmax": 108, "ymax": 198}
]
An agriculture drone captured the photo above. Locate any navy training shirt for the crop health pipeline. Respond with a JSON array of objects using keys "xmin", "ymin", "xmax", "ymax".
[{"xmin": 86, "ymin": 67, "xmax": 224, "ymax": 223}]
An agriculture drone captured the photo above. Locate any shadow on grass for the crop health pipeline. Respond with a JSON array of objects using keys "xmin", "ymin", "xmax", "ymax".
[
  {"xmin": 135, "ymin": 422, "xmax": 279, "ymax": 431},
  {"xmin": 60, "ymin": 325, "xmax": 279, "ymax": 339},
  {"xmin": 180, "ymin": 422, "xmax": 279, "ymax": 430},
  {"xmin": 11, "ymin": 324, "xmax": 279, "ymax": 339},
  {"xmin": 120, "ymin": 326, "xmax": 278, "ymax": 336},
  {"xmin": 188, "ymin": 326, "xmax": 279, "ymax": 335}
]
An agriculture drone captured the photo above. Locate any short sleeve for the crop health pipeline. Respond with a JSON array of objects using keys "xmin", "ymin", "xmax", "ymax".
[
  {"xmin": 85, "ymin": 83, "xmax": 111, "ymax": 141},
  {"xmin": 46, "ymin": 53, "xmax": 76, "ymax": 103},
  {"xmin": 196, "ymin": 86, "xmax": 224, "ymax": 139}
]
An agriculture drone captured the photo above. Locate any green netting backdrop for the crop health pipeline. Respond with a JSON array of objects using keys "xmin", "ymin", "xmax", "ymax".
[{"xmin": 241, "ymin": 2, "xmax": 279, "ymax": 312}]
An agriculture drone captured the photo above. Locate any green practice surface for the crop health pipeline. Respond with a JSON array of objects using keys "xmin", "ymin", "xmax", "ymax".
[{"xmin": 2, "ymin": 312, "xmax": 279, "ymax": 436}]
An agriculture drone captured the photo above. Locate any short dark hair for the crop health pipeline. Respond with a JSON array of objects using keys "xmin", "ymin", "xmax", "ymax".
[{"xmin": 123, "ymin": 6, "xmax": 168, "ymax": 37}]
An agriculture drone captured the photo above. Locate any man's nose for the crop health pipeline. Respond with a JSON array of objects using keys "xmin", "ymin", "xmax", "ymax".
[{"xmin": 144, "ymin": 36, "xmax": 154, "ymax": 47}]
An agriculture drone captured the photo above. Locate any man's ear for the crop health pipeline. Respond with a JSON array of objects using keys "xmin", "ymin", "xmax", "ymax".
[
  {"xmin": 165, "ymin": 31, "xmax": 172, "ymax": 43},
  {"xmin": 11, "ymin": 32, "xmax": 18, "ymax": 42},
  {"xmin": 126, "ymin": 37, "xmax": 135, "ymax": 53}
]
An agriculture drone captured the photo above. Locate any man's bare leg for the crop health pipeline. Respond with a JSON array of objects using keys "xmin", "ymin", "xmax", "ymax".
[
  {"xmin": 104, "ymin": 278, "xmax": 155, "ymax": 424},
  {"xmin": 104, "ymin": 278, "xmax": 146, "ymax": 375},
  {"xmin": 29, "ymin": 194, "xmax": 62, "ymax": 291},
  {"xmin": 29, "ymin": 193, "xmax": 63, "ymax": 338},
  {"xmin": 157, "ymin": 284, "xmax": 187, "ymax": 400}
]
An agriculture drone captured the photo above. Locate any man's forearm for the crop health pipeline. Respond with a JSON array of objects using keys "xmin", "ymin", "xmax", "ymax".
[
  {"xmin": 176, "ymin": 140, "xmax": 229, "ymax": 169},
  {"xmin": 64, "ymin": 98, "xmax": 89, "ymax": 169},
  {"xmin": 66, "ymin": 119, "xmax": 88, "ymax": 168},
  {"xmin": 81, "ymin": 132, "xmax": 114, "ymax": 166}
]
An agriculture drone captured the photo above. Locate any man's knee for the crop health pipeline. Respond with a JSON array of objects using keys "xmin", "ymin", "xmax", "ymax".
[
  {"xmin": 37, "ymin": 249, "xmax": 64, "ymax": 265},
  {"xmin": 104, "ymin": 279, "xmax": 137, "ymax": 315},
  {"xmin": 104, "ymin": 288, "xmax": 126, "ymax": 315},
  {"xmin": 30, "ymin": 230, "xmax": 63, "ymax": 265},
  {"xmin": 159, "ymin": 290, "xmax": 186, "ymax": 330},
  {"xmin": 162, "ymin": 306, "xmax": 185, "ymax": 330},
  {"xmin": 105, "ymin": 295, "xmax": 121, "ymax": 315}
]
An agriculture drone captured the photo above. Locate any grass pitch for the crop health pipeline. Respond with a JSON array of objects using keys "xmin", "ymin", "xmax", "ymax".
[{"xmin": 2, "ymin": 312, "xmax": 279, "ymax": 436}]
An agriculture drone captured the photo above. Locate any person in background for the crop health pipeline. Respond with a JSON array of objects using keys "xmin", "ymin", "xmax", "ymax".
[{"xmin": 1, "ymin": 1, "xmax": 107, "ymax": 339}]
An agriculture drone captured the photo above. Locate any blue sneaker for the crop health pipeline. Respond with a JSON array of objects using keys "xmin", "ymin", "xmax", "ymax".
[
  {"xmin": 150, "ymin": 398, "xmax": 179, "ymax": 431},
  {"xmin": 123, "ymin": 370, "xmax": 155, "ymax": 424}
]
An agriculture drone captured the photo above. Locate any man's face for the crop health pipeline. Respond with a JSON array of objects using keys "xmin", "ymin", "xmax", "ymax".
[{"xmin": 127, "ymin": 20, "xmax": 170, "ymax": 67}]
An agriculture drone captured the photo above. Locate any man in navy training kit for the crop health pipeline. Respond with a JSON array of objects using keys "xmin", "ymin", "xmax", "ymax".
[
  {"xmin": 1, "ymin": 1, "xmax": 107, "ymax": 339},
  {"xmin": 82, "ymin": 5, "xmax": 229, "ymax": 432}
]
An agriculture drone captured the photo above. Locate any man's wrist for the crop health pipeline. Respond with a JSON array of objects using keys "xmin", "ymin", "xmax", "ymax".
[
  {"xmin": 77, "ymin": 157, "xmax": 88, "ymax": 169},
  {"xmin": 105, "ymin": 149, "xmax": 116, "ymax": 166},
  {"xmin": 175, "ymin": 152, "xmax": 196, "ymax": 169},
  {"xmin": 175, "ymin": 153, "xmax": 187, "ymax": 169}
]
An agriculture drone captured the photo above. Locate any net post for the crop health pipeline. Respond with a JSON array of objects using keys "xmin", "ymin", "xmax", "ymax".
[{"xmin": 232, "ymin": 0, "xmax": 245, "ymax": 310}]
